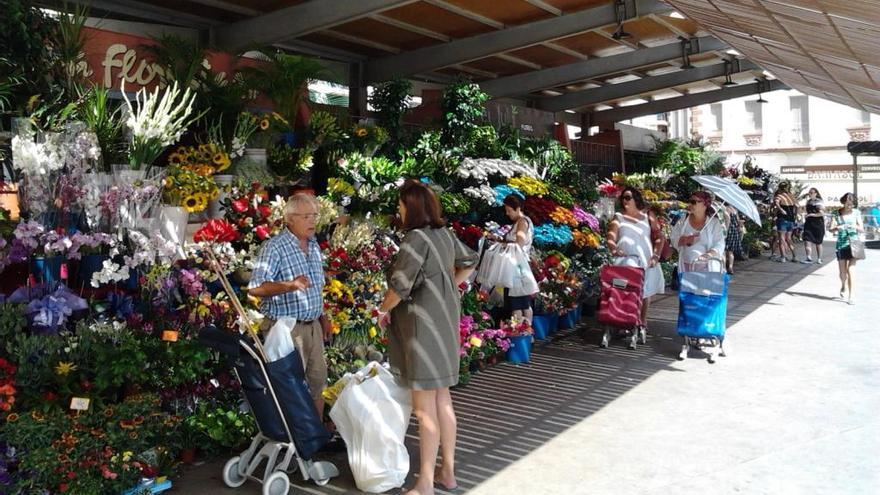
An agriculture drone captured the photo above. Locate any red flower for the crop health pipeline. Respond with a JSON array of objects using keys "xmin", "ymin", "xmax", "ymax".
[
  {"xmin": 258, "ymin": 205, "xmax": 272, "ymax": 219},
  {"xmin": 524, "ymin": 197, "xmax": 559, "ymax": 225},
  {"xmin": 231, "ymin": 197, "xmax": 249, "ymax": 213},
  {"xmin": 194, "ymin": 219, "xmax": 241, "ymax": 243},
  {"xmin": 43, "ymin": 390, "xmax": 58, "ymax": 401},
  {"xmin": 254, "ymin": 224, "xmax": 271, "ymax": 240}
]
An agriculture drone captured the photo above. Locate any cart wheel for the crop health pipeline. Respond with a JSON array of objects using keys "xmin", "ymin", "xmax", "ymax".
[
  {"xmin": 707, "ymin": 353, "xmax": 716, "ymax": 364},
  {"xmin": 639, "ymin": 326, "xmax": 647, "ymax": 345},
  {"xmin": 314, "ymin": 477, "xmax": 330, "ymax": 486},
  {"xmin": 263, "ymin": 471, "xmax": 290, "ymax": 495},
  {"xmin": 719, "ymin": 340, "xmax": 727, "ymax": 357},
  {"xmin": 677, "ymin": 343, "xmax": 688, "ymax": 361},
  {"xmin": 628, "ymin": 332, "xmax": 637, "ymax": 350},
  {"xmin": 600, "ymin": 330, "xmax": 610, "ymax": 348},
  {"xmin": 222, "ymin": 456, "xmax": 247, "ymax": 488}
]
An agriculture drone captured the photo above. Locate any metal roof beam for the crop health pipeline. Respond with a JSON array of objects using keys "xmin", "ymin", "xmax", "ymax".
[
  {"xmin": 46, "ymin": 0, "xmax": 222, "ymax": 28},
  {"xmin": 539, "ymin": 59, "xmax": 760, "ymax": 112},
  {"xmin": 589, "ymin": 79, "xmax": 787, "ymax": 123},
  {"xmin": 365, "ymin": 0, "xmax": 672, "ymax": 83},
  {"xmin": 481, "ymin": 36, "xmax": 726, "ymax": 98},
  {"xmin": 215, "ymin": 0, "xmax": 419, "ymax": 50}
]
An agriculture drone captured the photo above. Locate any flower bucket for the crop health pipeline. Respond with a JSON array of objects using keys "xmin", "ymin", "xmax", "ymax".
[
  {"xmin": 506, "ymin": 335, "xmax": 532, "ymax": 363},
  {"xmin": 532, "ymin": 314, "xmax": 556, "ymax": 339},
  {"xmin": 159, "ymin": 205, "xmax": 189, "ymax": 257},
  {"xmin": 208, "ymin": 174, "xmax": 234, "ymax": 219},
  {"xmin": 31, "ymin": 256, "xmax": 64, "ymax": 284},
  {"xmin": 558, "ymin": 309, "xmax": 579, "ymax": 330},
  {"xmin": 77, "ymin": 254, "xmax": 107, "ymax": 289}
]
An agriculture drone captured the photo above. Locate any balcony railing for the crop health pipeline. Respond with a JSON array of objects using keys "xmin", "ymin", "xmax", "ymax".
[{"xmin": 570, "ymin": 140, "xmax": 620, "ymax": 179}]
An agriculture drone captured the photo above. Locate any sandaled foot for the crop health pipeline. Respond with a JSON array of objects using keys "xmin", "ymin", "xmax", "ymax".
[
  {"xmin": 434, "ymin": 468, "xmax": 458, "ymax": 491},
  {"xmin": 405, "ymin": 484, "xmax": 435, "ymax": 495}
]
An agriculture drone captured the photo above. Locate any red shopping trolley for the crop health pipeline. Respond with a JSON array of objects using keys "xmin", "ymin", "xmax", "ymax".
[{"xmin": 596, "ymin": 257, "xmax": 645, "ymax": 349}]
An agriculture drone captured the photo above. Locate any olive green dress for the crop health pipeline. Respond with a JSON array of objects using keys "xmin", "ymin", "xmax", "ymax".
[{"xmin": 387, "ymin": 227, "xmax": 478, "ymax": 390}]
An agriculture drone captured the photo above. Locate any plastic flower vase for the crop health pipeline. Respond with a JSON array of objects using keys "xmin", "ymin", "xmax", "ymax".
[
  {"xmin": 78, "ymin": 253, "xmax": 108, "ymax": 289},
  {"xmin": 558, "ymin": 309, "xmax": 579, "ymax": 330},
  {"xmin": 532, "ymin": 314, "xmax": 557, "ymax": 339},
  {"xmin": 31, "ymin": 256, "xmax": 63, "ymax": 284},
  {"xmin": 506, "ymin": 335, "xmax": 532, "ymax": 363}
]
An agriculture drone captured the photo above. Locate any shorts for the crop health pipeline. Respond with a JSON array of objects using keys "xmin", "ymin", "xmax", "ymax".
[
  {"xmin": 261, "ymin": 318, "xmax": 328, "ymax": 402},
  {"xmin": 503, "ymin": 288, "xmax": 532, "ymax": 311},
  {"xmin": 776, "ymin": 219, "xmax": 795, "ymax": 232},
  {"xmin": 836, "ymin": 246, "xmax": 853, "ymax": 261}
]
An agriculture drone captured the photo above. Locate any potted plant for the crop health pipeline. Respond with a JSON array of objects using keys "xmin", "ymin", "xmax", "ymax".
[{"xmin": 502, "ymin": 318, "xmax": 533, "ymax": 364}]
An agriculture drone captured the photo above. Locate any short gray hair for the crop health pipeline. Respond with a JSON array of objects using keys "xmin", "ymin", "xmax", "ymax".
[{"xmin": 284, "ymin": 192, "xmax": 319, "ymax": 220}]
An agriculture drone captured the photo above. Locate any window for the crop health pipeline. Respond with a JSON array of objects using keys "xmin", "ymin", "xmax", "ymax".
[
  {"xmin": 744, "ymin": 100, "xmax": 763, "ymax": 132},
  {"xmin": 708, "ymin": 103, "xmax": 723, "ymax": 132},
  {"xmin": 789, "ymin": 95, "xmax": 810, "ymax": 144}
]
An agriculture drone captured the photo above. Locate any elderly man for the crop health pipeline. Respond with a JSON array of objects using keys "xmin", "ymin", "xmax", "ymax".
[{"xmin": 249, "ymin": 193, "xmax": 332, "ymax": 417}]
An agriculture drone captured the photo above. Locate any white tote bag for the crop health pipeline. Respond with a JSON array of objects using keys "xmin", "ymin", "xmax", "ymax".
[{"xmin": 506, "ymin": 244, "xmax": 539, "ymax": 297}]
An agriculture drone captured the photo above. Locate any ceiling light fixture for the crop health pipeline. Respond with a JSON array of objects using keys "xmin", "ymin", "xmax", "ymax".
[
  {"xmin": 612, "ymin": 0, "xmax": 632, "ymax": 40},
  {"xmin": 722, "ymin": 59, "xmax": 737, "ymax": 86},
  {"xmin": 679, "ymin": 37, "xmax": 694, "ymax": 69},
  {"xmin": 755, "ymin": 77, "xmax": 768, "ymax": 103}
]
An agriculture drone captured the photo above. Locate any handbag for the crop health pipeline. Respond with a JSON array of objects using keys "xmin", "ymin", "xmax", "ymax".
[
  {"xmin": 650, "ymin": 222, "xmax": 673, "ymax": 262},
  {"xmin": 850, "ymin": 238, "xmax": 866, "ymax": 260}
]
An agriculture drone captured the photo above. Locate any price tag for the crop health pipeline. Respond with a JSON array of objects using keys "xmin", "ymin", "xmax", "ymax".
[
  {"xmin": 70, "ymin": 397, "xmax": 90, "ymax": 411},
  {"xmin": 60, "ymin": 263, "xmax": 69, "ymax": 280},
  {"xmin": 161, "ymin": 330, "xmax": 179, "ymax": 342}
]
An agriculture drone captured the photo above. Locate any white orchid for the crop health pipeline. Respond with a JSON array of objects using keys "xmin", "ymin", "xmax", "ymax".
[
  {"xmin": 463, "ymin": 185, "xmax": 495, "ymax": 205},
  {"xmin": 121, "ymin": 80, "xmax": 199, "ymax": 169},
  {"xmin": 456, "ymin": 158, "xmax": 538, "ymax": 181}
]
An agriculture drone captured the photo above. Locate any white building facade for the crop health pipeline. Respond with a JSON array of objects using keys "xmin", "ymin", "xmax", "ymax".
[{"xmin": 668, "ymin": 90, "xmax": 880, "ymax": 205}]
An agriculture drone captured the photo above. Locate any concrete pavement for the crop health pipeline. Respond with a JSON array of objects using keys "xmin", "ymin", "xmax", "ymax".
[{"xmin": 174, "ymin": 243, "xmax": 880, "ymax": 494}]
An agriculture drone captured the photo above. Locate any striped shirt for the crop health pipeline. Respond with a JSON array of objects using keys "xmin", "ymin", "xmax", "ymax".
[{"xmin": 249, "ymin": 229, "xmax": 325, "ymax": 321}]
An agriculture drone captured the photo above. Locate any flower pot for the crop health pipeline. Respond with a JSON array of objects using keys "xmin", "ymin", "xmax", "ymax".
[
  {"xmin": 78, "ymin": 253, "xmax": 108, "ymax": 289},
  {"xmin": 558, "ymin": 310, "xmax": 579, "ymax": 330},
  {"xmin": 31, "ymin": 256, "xmax": 64, "ymax": 284},
  {"xmin": 506, "ymin": 335, "xmax": 532, "ymax": 363},
  {"xmin": 243, "ymin": 148, "xmax": 267, "ymax": 167},
  {"xmin": 159, "ymin": 205, "xmax": 189, "ymax": 256},
  {"xmin": 208, "ymin": 174, "xmax": 235, "ymax": 219},
  {"xmin": 532, "ymin": 314, "xmax": 557, "ymax": 339},
  {"xmin": 179, "ymin": 448, "xmax": 196, "ymax": 464}
]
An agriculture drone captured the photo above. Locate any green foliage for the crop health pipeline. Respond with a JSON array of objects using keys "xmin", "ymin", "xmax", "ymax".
[
  {"xmin": 369, "ymin": 77, "xmax": 412, "ymax": 153},
  {"xmin": 241, "ymin": 51, "xmax": 334, "ymax": 126},
  {"xmin": 0, "ymin": 303, "xmax": 27, "ymax": 357},
  {"xmin": 465, "ymin": 125, "xmax": 502, "ymax": 158},
  {"xmin": 0, "ymin": 0, "xmax": 58, "ymax": 114},
  {"xmin": 54, "ymin": 2, "xmax": 91, "ymax": 95},
  {"xmin": 76, "ymin": 85, "xmax": 127, "ymax": 169},
  {"xmin": 186, "ymin": 403, "xmax": 256, "ymax": 453},
  {"xmin": 441, "ymin": 80, "xmax": 489, "ymax": 148},
  {"xmin": 439, "ymin": 192, "xmax": 471, "ymax": 215},
  {"xmin": 408, "ymin": 131, "xmax": 458, "ymax": 185}
]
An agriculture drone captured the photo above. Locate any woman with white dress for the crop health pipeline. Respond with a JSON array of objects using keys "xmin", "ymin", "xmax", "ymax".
[
  {"xmin": 671, "ymin": 190, "xmax": 726, "ymax": 274},
  {"xmin": 606, "ymin": 187, "xmax": 665, "ymax": 344}
]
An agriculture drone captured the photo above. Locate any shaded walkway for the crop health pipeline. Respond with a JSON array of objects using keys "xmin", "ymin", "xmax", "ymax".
[{"xmin": 175, "ymin": 244, "xmax": 879, "ymax": 494}]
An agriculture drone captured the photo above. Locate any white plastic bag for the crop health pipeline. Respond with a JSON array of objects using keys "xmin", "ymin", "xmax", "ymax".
[
  {"xmin": 506, "ymin": 244, "xmax": 539, "ymax": 297},
  {"xmin": 329, "ymin": 362, "xmax": 411, "ymax": 493},
  {"xmin": 264, "ymin": 317, "xmax": 296, "ymax": 362}
]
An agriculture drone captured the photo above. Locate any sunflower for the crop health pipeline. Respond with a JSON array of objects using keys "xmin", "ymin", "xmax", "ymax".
[
  {"xmin": 183, "ymin": 195, "xmax": 201, "ymax": 213},
  {"xmin": 212, "ymin": 152, "xmax": 231, "ymax": 172},
  {"xmin": 5, "ymin": 412, "xmax": 19, "ymax": 423},
  {"xmin": 355, "ymin": 127, "xmax": 368, "ymax": 137},
  {"xmin": 168, "ymin": 153, "xmax": 184, "ymax": 166},
  {"xmin": 198, "ymin": 144, "xmax": 209, "ymax": 154},
  {"xmin": 193, "ymin": 193, "xmax": 210, "ymax": 211},
  {"xmin": 259, "ymin": 119, "xmax": 270, "ymax": 130}
]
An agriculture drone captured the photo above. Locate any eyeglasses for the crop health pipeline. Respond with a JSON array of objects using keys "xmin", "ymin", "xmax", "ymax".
[{"xmin": 292, "ymin": 213, "xmax": 318, "ymax": 220}]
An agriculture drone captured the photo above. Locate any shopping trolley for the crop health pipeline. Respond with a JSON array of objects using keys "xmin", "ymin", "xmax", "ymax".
[
  {"xmin": 677, "ymin": 258, "xmax": 729, "ymax": 363},
  {"xmin": 597, "ymin": 255, "xmax": 646, "ymax": 350}
]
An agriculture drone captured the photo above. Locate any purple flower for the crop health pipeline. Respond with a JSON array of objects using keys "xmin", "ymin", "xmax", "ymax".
[{"xmin": 178, "ymin": 268, "xmax": 204, "ymax": 298}]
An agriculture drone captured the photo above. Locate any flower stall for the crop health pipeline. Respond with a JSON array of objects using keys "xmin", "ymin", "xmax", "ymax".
[{"xmin": 0, "ymin": 5, "xmax": 620, "ymax": 492}]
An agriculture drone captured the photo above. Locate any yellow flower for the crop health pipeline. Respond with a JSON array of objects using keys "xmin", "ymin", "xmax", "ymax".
[
  {"xmin": 198, "ymin": 144, "xmax": 209, "ymax": 154},
  {"xmin": 355, "ymin": 127, "xmax": 368, "ymax": 137},
  {"xmin": 193, "ymin": 193, "xmax": 209, "ymax": 211},
  {"xmin": 368, "ymin": 326, "xmax": 378, "ymax": 339},
  {"xmin": 212, "ymin": 152, "xmax": 231, "ymax": 172},
  {"xmin": 469, "ymin": 336, "xmax": 483, "ymax": 348},
  {"xmin": 168, "ymin": 153, "xmax": 184, "ymax": 166},
  {"xmin": 259, "ymin": 119, "xmax": 270, "ymax": 130},
  {"xmin": 183, "ymin": 195, "xmax": 201, "ymax": 213},
  {"xmin": 508, "ymin": 176, "xmax": 549, "ymax": 196},
  {"xmin": 55, "ymin": 361, "xmax": 77, "ymax": 376}
]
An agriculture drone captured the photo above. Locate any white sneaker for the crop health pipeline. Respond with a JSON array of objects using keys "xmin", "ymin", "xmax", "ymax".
[
  {"xmin": 780, "ymin": 257, "xmax": 787, "ymax": 263},
  {"xmin": 678, "ymin": 344, "xmax": 688, "ymax": 360},
  {"xmin": 816, "ymin": 258, "xmax": 822, "ymax": 264}
]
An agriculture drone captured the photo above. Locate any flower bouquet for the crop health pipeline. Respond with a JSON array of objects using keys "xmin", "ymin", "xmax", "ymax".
[
  {"xmin": 121, "ymin": 81, "xmax": 199, "ymax": 169},
  {"xmin": 162, "ymin": 166, "xmax": 219, "ymax": 214}
]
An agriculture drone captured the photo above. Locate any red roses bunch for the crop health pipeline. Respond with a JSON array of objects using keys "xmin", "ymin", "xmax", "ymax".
[
  {"xmin": 452, "ymin": 221, "xmax": 484, "ymax": 250},
  {"xmin": 193, "ymin": 219, "xmax": 240, "ymax": 243},
  {"xmin": 221, "ymin": 184, "xmax": 281, "ymax": 243},
  {"xmin": 524, "ymin": 197, "xmax": 559, "ymax": 225},
  {"xmin": 0, "ymin": 357, "xmax": 16, "ymax": 411}
]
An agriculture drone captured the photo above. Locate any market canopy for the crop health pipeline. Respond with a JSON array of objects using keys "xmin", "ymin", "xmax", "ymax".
[
  {"xmin": 50, "ymin": 0, "xmax": 880, "ymax": 122},
  {"xmin": 50, "ymin": 0, "xmax": 795, "ymax": 126}
]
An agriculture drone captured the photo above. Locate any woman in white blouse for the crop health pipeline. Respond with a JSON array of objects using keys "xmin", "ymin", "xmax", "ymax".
[{"xmin": 671, "ymin": 190, "xmax": 726, "ymax": 274}]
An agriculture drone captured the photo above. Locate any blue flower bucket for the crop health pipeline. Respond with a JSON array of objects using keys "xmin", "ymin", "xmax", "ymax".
[
  {"xmin": 506, "ymin": 335, "xmax": 532, "ymax": 363},
  {"xmin": 31, "ymin": 256, "xmax": 64, "ymax": 284},
  {"xmin": 532, "ymin": 314, "xmax": 557, "ymax": 338},
  {"xmin": 78, "ymin": 254, "xmax": 107, "ymax": 288},
  {"xmin": 558, "ymin": 310, "xmax": 579, "ymax": 330}
]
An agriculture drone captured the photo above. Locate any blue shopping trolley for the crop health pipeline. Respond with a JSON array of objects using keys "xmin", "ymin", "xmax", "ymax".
[{"xmin": 677, "ymin": 260, "xmax": 729, "ymax": 363}]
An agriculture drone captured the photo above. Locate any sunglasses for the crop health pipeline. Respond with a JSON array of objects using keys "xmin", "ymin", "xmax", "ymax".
[
  {"xmin": 688, "ymin": 199, "xmax": 700, "ymax": 205},
  {"xmin": 621, "ymin": 194, "xmax": 634, "ymax": 201}
]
